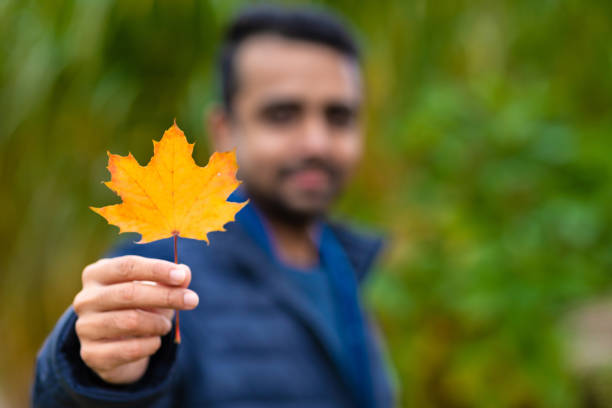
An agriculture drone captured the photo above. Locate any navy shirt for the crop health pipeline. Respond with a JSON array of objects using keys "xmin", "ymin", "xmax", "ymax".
[
  {"xmin": 283, "ymin": 262, "xmax": 370, "ymax": 406},
  {"xmin": 283, "ymin": 264, "xmax": 338, "ymax": 341}
]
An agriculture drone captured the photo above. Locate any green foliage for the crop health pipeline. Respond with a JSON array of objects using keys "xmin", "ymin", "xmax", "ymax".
[{"xmin": 1, "ymin": 0, "xmax": 611, "ymax": 406}]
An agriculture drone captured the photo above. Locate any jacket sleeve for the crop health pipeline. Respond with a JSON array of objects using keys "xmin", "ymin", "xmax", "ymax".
[{"xmin": 31, "ymin": 306, "xmax": 180, "ymax": 408}]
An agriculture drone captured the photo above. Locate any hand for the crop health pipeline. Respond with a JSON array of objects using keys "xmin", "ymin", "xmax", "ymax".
[{"xmin": 73, "ymin": 255, "xmax": 199, "ymax": 384}]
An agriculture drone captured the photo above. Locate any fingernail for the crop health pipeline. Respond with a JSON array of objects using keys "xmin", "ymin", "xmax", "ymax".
[
  {"xmin": 170, "ymin": 269, "xmax": 186, "ymax": 284},
  {"xmin": 184, "ymin": 291, "xmax": 199, "ymax": 307}
]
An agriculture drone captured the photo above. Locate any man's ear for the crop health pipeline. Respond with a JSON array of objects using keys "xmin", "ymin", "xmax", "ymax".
[{"xmin": 205, "ymin": 105, "xmax": 236, "ymax": 152}]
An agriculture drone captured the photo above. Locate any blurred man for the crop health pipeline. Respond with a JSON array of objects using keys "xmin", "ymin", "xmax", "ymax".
[{"xmin": 32, "ymin": 6, "xmax": 395, "ymax": 408}]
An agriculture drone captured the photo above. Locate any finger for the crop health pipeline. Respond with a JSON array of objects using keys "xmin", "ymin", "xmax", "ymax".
[
  {"xmin": 75, "ymin": 310, "xmax": 172, "ymax": 340},
  {"xmin": 151, "ymin": 308, "xmax": 175, "ymax": 321},
  {"xmin": 74, "ymin": 282, "xmax": 199, "ymax": 313},
  {"xmin": 80, "ymin": 337, "xmax": 162, "ymax": 373},
  {"xmin": 140, "ymin": 307, "xmax": 175, "ymax": 321},
  {"xmin": 82, "ymin": 256, "xmax": 191, "ymax": 287}
]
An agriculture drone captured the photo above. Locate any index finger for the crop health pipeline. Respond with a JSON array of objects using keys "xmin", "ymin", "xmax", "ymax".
[{"xmin": 83, "ymin": 255, "xmax": 191, "ymax": 287}]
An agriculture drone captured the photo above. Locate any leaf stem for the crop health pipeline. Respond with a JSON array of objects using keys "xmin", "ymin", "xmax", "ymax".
[{"xmin": 174, "ymin": 234, "xmax": 181, "ymax": 344}]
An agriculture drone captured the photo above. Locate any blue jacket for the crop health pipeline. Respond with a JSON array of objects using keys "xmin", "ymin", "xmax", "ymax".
[{"xmin": 32, "ymin": 205, "xmax": 395, "ymax": 408}]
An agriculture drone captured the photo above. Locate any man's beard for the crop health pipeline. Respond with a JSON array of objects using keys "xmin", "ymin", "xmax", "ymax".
[{"xmin": 242, "ymin": 157, "xmax": 343, "ymax": 227}]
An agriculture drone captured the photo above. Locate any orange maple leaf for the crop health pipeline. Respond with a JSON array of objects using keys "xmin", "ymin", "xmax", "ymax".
[{"xmin": 91, "ymin": 121, "xmax": 248, "ymax": 244}]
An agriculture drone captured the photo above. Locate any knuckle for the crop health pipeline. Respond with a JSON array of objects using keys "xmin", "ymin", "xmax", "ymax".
[
  {"xmin": 81, "ymin": 264, "xmax": 95, "ymax": 285},
  {"xmin": 72, "ymin": 291, "xmax": 89, "ymax": 315},
  {"xmin": 79, "ymin": 345, "xmax": 95, "ymax": 365},
  {"xmin": 164, "ymin": 288, "xmax": 174, "ymax": 308},
  {"xmin": 159, "ymin": 318, "xmax": 172, "ymax": 335},
  {"xmin": 118, "ymin": 256, "xmax": 137, "ymax": 280},
  {"xmin": 162, "ymin": 309, "xmax": 175, "ymax": 321},
  {"xmin": 122, "ymin": 341, "xmax": 143, "ymax": 361},
  {"xmin": 151, "ymin": 262, "xmax": 167, "ymax": 282},
  {"xmin": 96, "ymin": 369, "xmax": 117, "ymax": 383},
  {"xmin": 95, "ymin": 369, "xmax": 111, "ymax": 382},
  {"xmin": 117, "ymin": 282, "xmax": 137, "ymax": 303},
  {"xmin": 151, "ymin": 336, "xmax": 162, "ymax": 353},
  {"xmin": 75, "ymin": 318, "xmax": 86, "ymax": 338},
  {"xmin": 119, "ymin": 310, "xmax": 141, "ymax": 332}
]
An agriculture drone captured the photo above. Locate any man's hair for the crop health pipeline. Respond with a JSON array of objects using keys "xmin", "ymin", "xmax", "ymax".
[{"xmin": 218, "ymin": 5, "xmax": 360, "ymax": 113}]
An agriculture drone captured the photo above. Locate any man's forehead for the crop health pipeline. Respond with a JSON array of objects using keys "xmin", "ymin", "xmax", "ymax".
[{"xmin": 234, "ymin": 34, "xmax": 362, "ymax": 103}]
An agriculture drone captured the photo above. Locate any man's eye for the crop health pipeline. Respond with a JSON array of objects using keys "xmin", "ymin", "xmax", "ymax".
[
  {"xmin": 262, "ymin": 106, "xmax": 299, "ymax": 124},
  {"xmin": 325, "ymin": 106, "xmax": 356, "ymax": 128}
]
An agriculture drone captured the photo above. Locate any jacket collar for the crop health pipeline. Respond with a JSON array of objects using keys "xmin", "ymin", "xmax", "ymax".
[
  {"xmin": 326, "ymin": 221, "xmax": 385, "ymax": 283},
  {"xmin": 227, "ymin": 187, "xmax": 385, "ymax": 282}
]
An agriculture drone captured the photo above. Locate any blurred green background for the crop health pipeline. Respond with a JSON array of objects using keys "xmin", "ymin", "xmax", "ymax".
[{"xmin": 1, "ymin": 0, "xmax": 611, "ymax": 406}]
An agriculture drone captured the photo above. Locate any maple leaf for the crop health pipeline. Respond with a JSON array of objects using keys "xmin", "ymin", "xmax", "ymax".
[
  {"xmin": 91, "ymin": 121, "xmax": 247, "ymax": 343},
  {"xmin": 91, "ymin": 121, "xmax": 248, "ymax": 244}
]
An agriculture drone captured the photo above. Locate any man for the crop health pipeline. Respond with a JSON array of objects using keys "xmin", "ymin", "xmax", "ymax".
[{"xmin": 32, "ymin": 6, "xmax": 395, "ymax": 408}]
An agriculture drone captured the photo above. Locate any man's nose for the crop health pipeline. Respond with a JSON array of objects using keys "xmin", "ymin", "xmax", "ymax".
[{"xmin": 299, "ymin": 114, "xmax": 330, "ymax": 156}]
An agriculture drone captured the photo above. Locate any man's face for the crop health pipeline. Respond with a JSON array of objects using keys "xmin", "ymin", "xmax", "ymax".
[{"xmin": 227, "ymin": 34, "xmax": 363, "ymax": 222}]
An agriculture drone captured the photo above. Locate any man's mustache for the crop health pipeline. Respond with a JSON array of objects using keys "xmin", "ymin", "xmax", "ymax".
[{"xmin": 277, "ymin": 158, "xmax": 340, "ymax": 182}]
